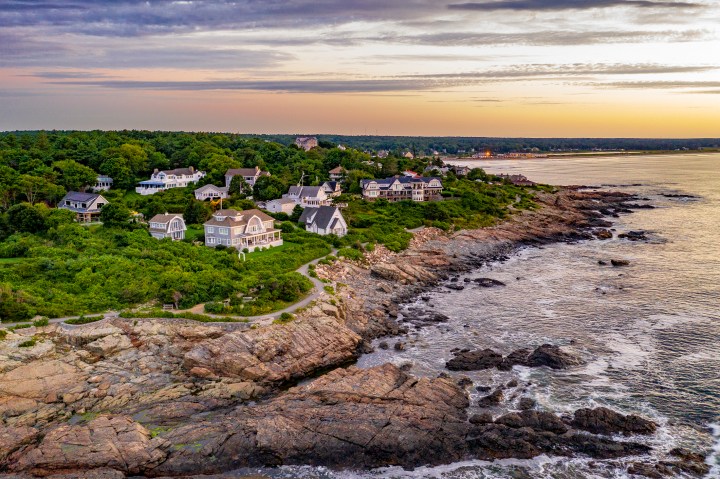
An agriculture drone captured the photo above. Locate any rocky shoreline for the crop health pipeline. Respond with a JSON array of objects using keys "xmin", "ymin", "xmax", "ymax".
[{"xmin": 0, "ymin": 188, "xmax": 709, "ymax": 478}]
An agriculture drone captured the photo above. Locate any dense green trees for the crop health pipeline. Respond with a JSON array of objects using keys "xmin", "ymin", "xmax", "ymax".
[
  {"xmin": 253, "ymin": 175, "xmax": 286, "ymax": 201},
  {"xmin": 99, "ymin": 203, "xmax": 131, "ymax": 228}
]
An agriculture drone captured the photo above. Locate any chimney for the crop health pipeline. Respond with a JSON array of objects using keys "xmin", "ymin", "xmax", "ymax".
[
  {"xmin": 189, "ymin": 166, "xmax": 194, "ymax": 173},
  {"xmin": 154, "ymin": 168, "xmax": 159, "ymax": 174}
]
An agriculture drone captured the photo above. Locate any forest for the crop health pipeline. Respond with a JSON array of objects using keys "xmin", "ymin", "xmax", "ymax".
[{"xmin": 0, "ymin": 130, "xmax": 538, "ymax": 322}]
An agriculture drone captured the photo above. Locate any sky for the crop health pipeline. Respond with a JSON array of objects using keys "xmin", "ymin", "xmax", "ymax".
[{"xmin": 1, "ymin": 0, "xmax": 719, "ymax": 137}]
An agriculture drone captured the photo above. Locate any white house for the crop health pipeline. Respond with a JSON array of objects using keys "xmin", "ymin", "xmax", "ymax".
[
  {"xmin": 58, "ymin": 192, "xmax": 109, "ymax": 223},
  {"xmin": 224, "ymin": 167, "xmax": 269, "ymax": 188},
  {"xmin": 295, "ymin": 136, "xmax": 318, "ymax": 151},
  {"xmin": 299, "ymin": 206, "xmax": 348, "ymax": 237},
  {"xmin": 265, "ymin": 198, "xmax": 297, "ymax": 215},
  {"xmin": 360, "ymin": 176, "xmax": 443, "ymax": 202},
  {"xmin": 194, "ymin": 184, "xmax": 228, "ymax": 201},
  {"xmin": 93, "ymin": 176, "xmax": 113, "ymax": 191},
  {"xmin": 148, "ymin": 213, "xmax": 186, "ymax": 240},
  {"xmin": 204, "ymin": 209, "xmax": 282, "ymax": 252},
  {"xmin": 283, "ymin": 185, "xmax": 331, "ymax": 208},
  {"xmin": 136, "ymin": 167, "xmax": 205, "ymax": 195}
]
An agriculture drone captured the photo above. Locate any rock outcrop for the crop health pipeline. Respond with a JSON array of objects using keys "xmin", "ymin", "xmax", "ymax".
[{"xmin": 570, "ymin": 407, "xmax": 658, "ymax": 436}]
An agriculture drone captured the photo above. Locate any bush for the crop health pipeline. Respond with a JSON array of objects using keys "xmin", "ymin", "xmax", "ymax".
[
  {"xmin": 65, "ymin": 315, "xmax": 103, "ymax": 325},
  {"xmin": 9, "ymin": 323, "xmax": 31, "ymax": 331},
  {"xmin": 18, "ymin": 338, "xmax": 36, "ymax": 348},
  {"xmin": 323, "ymin": 285, "xmax": 335, "ymax": 295},
  {"xmin": 204, "ymin": 301, "xmax": 225, "ymax": 314},
  {"xmin": 0, "ymin": 329, "xmax": 7, "ymax": 340},
  {"xmin": 337, "ymin": 248, "xmax": 363, "ymax": 261},
  {"xmin": 33, "ymin": 317, "xmax": 49, "ymax": 327},
  {"xmin": 273, "ymin": 312, "xmax": 295, "ymax": 324}
]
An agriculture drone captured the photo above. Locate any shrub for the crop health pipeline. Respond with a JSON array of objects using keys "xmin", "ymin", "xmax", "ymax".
[
  {"xmin": 204, "ymin": 301, "xmax": 225, "ymax": 314},
  {"xmin": 0, "ymin": 329, "xmax": 7, "ymax": 340},
  {"xmin": 273, "ymin": 312, "xmax": 294, "ymax": 324},
  {"xmin": 323, "ymin": 285, "xmax": 335, "ymax": 295},
  {"xmin": 18, "ymin": 338, "xmax": 36, "ymax": 348},
  {"xmin": 337, "ymin": 248, "xmax": 363, "ymax": 261},
  {"xmin": 33, "ymin": 317, "xmax": 49, "ymax": 327},
  {"xmin": 65, "ymin": 315, "xmax": 102, "ymax": 325},
  {"xmin": 9, "ymin": 323, "xmax": 32, "ymax": 331}
]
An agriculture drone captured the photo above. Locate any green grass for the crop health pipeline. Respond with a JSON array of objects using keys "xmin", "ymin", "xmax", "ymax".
[
  {"xmin": 184, "ymin": 226, "xmax": 204, "ymax": 242},
  {"xmin": 65, "ymin": 316, "xmax": 103, "ymax": 325},
  {"xmin": 119, "ymin": 310, "xmax": 247, "ymax": 323}
]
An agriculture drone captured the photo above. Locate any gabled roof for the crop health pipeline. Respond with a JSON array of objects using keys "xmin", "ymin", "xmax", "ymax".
[
  {"xmin": 288, "ymin": 185, "xmax": 324, "ymax": 197},
  {"xmin": 158, "ymin": 167, "xmax": 197, "ymax": 176},
  {"xmin": 268, "ymin": 198, "xmax": 296, "ymax": 205},
  {"xmin": 329, "ymin": 166, "xmax": 347, "ymax": 174},
  {"xmin": 360, "ymin": 176, "xmax": 442, "ymax": 190},
  {"xmin": 226, "ymin": 167, "xmax": 262, "ymax": 177},
  {"xmin": 300, "ymin": 205, "xmax": 342, "ymax": 230},
  {"xmin": 149, "ymin": 213, "xmax": 183, "ymax": 224},
  {"xmin": 195, "ymin": 184, "xmax": 228, "ymax": 193},
  {"xmin": 62, "ymin": 191, "xmax": 104, "ymax": 203},
  {"xmin": 204, "ymin": 208, "xmax": 275, "ymax": 227},
  {"xmin": 322, "ymin": 181, "xmax": 341, "ymax": 191}
]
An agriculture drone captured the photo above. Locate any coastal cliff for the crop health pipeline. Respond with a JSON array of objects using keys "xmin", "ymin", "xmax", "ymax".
[{"xmin": 1, "ymin": 189, "xmax": 706, "ymax": 478}]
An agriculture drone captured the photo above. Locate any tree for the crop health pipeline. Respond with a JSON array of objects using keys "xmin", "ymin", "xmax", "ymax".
[
  {"xmin": 0, "ymin": 165, "xmax": 20, "ymax": 208},
  {"xmin": 19, "ymin": 175, "xmax": 52, "ymax": 204},
  {"xmin": 253, "ymin": 175, "xmax": 286, "ymax": 201},
  {"xmin": 199, "ymin": 153, "xmax": 240, "ymax": 185},
  {"xmin": 290, "ymin": 204, "xmax": 304, "ymax": 222},
  {"xmin": 52, "ymin": 160, "xmax": 97, "ymax": 192},
  {"xmin": 100, "ymin": 203, "xmax": 131, "ymax": 228},
  {"xmin": 7, "ymin": 203, "xmax": 47, "ymax": 233},
  {"xmin": 100, "ymin": 157, "xmax": 135, "ymax": 190},
  {"xmin": 229, "ymin": 175, "xmax": 252, "ymax": 198},
  {"xmin": 345, "ymin": 170, "xmax": 373, "ymax": 194},
  {"xmin": 183, "ymin": 199, "xmax": 211, "ymax": 225}
]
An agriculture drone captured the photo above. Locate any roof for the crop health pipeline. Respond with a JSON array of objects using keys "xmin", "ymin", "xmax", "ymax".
[
  {"xmin": 159, "ymin": 167, "xmax": 197, "ymax": 176},
  {"xmin": 195, "ymin": 184, "xmax": 228, "ymax": 193},
  {"xmin": 288, "ymin": 185, "xmax": 324, "ymax": 197},
  {"xmin": 204, "ymin": 208, "xmax": 275, "ymax": 227},
  {"xmin": 97, "ymin": 176, "xmax": 113, "ymax": 182},
  {"xmin": 322, "ymin": 181, "xmax": 340, "ymax": 191},
  {"xmin": 329, "ymin": 166, "xmax": 347, "ymax": 174},
  {"xmin": 62, "ymin": 191, "xmax": 104, "ymax": 203},
  {"xmin": 149, "ymin": 213, "xmax": 183, "ymax": 224},
  {"xmin": 138, "ymin": 180, "xmax": 167, "ymax": 186},
  {"xmin": 226, "ymin": 167, "xmax": 261, "ymax": 177},
  {"xmin": 360, "ymin": 176, "xmax": 442, "ymax": 189},
  {"xmin": 300, "ymin": 205, "xmax": 341, "ymax": 229},
  {"xmin": 268, "ymin": 198, "xmax": 296, "ymax": 205}
]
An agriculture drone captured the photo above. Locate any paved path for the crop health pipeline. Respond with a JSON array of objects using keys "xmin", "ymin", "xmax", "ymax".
[{"xmin": 1, "ymin": 248, "xmax": 339, "ymax": 329}]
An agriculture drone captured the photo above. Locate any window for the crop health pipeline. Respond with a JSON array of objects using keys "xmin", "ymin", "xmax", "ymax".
[
  {"xmin": 207, "ymin": 237, "xmax": 216, "ymax": 244},
  {"xmin": 219, "ymin": 227, "xmax": 229, "ymax": 235},
  {"xmin": 207, "ymin": 226, "xmax": 215, "ymax": 234}
]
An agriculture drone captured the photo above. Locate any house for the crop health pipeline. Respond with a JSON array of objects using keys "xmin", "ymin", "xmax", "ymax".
[
  {"xmin": 403, "ymin": 151, "xmax": 414, "ymax": 159},
  {"xmin": 321, "ymin": 181, "xmax": 342, "ymax": 197},
  {"xmin": 328, "ymin": 166, "xmax": 347, "ymax": 181},
  {"xmin": 402, "ymin": 170, "xmax": 420, "ymax": 178},
  {"xmin": 94, "ymin": 175, "xmax": 113, "ymax": 191},
  {"xmin": 283, "ymin": 185, "xmax": 331, "ymax": 208},
  {"xmin": 295, "ymin": 136, "xmax": 319, "ymax": 151},
  {"xmin": 265, "ymin": 198, "xmax": 297, "ymax": 215},
  {"xmin": 136, "ymin": 167, "xmax": 205, "ymax": 195},
  {"xmin": 360, "ymin": 176, "xmax": 443, "ymax": 202},
  {"xmin": 203, "ymin": 209, "xmax": 282, "ymax": 252},
  {"xmin": 299, "ymin": 206, "xmax": 348, "ymax": 237},
  {"xmin": 194, "ymin": 184, "xmax": 228, "ymax": 201},
  {"xmin": 497, "ymin": 174, "xmax": 536, "ymax": 186},
  {"xmin": 58, "ymin": 191, "xmax": 108, "ymax": 222},
  {"xmin": 148, "ymin": 213, "xmax": 186, "ymax": 240},
  {"xmin": 224, "ymin": 166, "xmax": 269, "ymax": 188},
  {"xmin": 375, "ymin": 150, "xmax": 389, "ymax": 159},
  {"xmin": 452, "ymin": 165, "xmax": 471, "ymax": 176}
]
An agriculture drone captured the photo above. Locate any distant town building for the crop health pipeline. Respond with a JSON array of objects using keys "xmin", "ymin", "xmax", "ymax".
[
  {"xmin": 375, "ymin": 150, "xmax": 389, "ymax": 159},
  {"xmin": 360, "ymin": 176, "xmax": 443, "ymax": 202},
  {"xmin": 328, "ymin": 166, "xmax": 347, "ymax": 181},
  {"xmin": 337, "ymin": 144, "xmax": 347, "ymax": 151},
  {"xmin": 299, "ymin": 206, "xmax": 348, "ymax": 237},
  {"xmin": 224, "ymin": 166, "xmax": 269, "ymax": 188},
  {"xmin": 265, "ymin": 198, "xmax": 297, "ymax": 215},
  {"xmin": 58, "ymin": 192, "xmax": 108, "ymax": 223},
  {"xmin": 402, "ymin": 170, "xmax": 420, "ymax": 178},
  {"xmin": 452, "ymin": 165, "xmax": 471, "ymax": 176},
  {"xmin": 203, "ymin": 209, "xmax": 282, "ymax": 252},
  {"xmin": 497, "ymin": 174, "xmax": 536, "ymax": 186},
  {"xmin": 403, "ymin": 151, "xmax": 415, "ymax": 159},
  {"xmin": 320, "ymin": 181, "xmax": 342, "ymax": 197},
  {"xmin": 94, "ymin": 175, "xmax": 113, "ymax": 192},
  {"xmin": 148, "ymin": 213, "xmax": 186, "ymax": 240},
  {"xmin": 295, "ymin": 136, "xmax": 319, "ymax": 151},
  {"xmin": 194, "ymin": 184, "xmax": 228, "ymax": 201},
  {"xmin": 136, "ymin": 167, "xmax": 205, "ymax": 195},
  {"xmin": 283, "ymin": 185, "xmax": 331, "ymax": 208}
]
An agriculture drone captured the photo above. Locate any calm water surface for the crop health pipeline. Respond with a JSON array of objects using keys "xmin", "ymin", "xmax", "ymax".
[{"xmin": 251, "ymin": 154, "xmax": 720, "ymax": 479}]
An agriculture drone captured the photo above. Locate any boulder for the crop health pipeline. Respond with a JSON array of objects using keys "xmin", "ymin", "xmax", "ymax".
[
  {"xmin": 570, "ymin": 407, "xmax": 657, "ymax": 436},
  {"xmin": 518, "ymin": 398, "xmax": 536, "ymax": 410},
  {"xmin": 85, "ymin": 334, "xmax": 133, "ymax": 358},
  {"xmin": 446, "ymin": 349, "xmax": 503, "ymax": 371},
  {"xmin": 526, "ymin": 344, "xmax": 583, "ymax": 370},
  {"xmin": 498, "ymin": 348, "xmax": 531, "ymax": 370},
  {"xmin": 9, "ymin": 415, "xmax": 166, "ymax": 476},
  {"xmin": 495, "ymin": 410, "xmax": 569, "ymax": 434},
  {"xmin": 477, "ymin": 388, "xmax": 504, "ymax": 407},
  {"xmin": 611, "ymin": 259, "xmax": 630, "ymax": 267},
  {"xmin": 474, "ymin": 278, "xmax": 506, "ymax": 288},
  {"xmin": 594, "ymin": 229, "xmax": 613, "ymax": 240}
]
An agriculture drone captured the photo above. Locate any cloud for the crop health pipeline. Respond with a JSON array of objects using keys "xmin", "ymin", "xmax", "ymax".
[
  {"xmin": 42, "ymin": 78, "xmax": 470, "ymax": 93},
  {"xmin": 448, "ymin": 0, "xmax": 703, "ymax": 11}
]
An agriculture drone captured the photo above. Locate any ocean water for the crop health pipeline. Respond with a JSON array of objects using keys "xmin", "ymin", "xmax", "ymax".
[{"xmin": 251, "ymin": 154, "xmax": 720, "ymax": 478}]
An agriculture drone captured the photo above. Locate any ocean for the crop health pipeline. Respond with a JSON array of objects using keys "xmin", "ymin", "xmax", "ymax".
[{"xmin": 254, "ymin": 154, "xmax": 720, "ymax": 478}]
